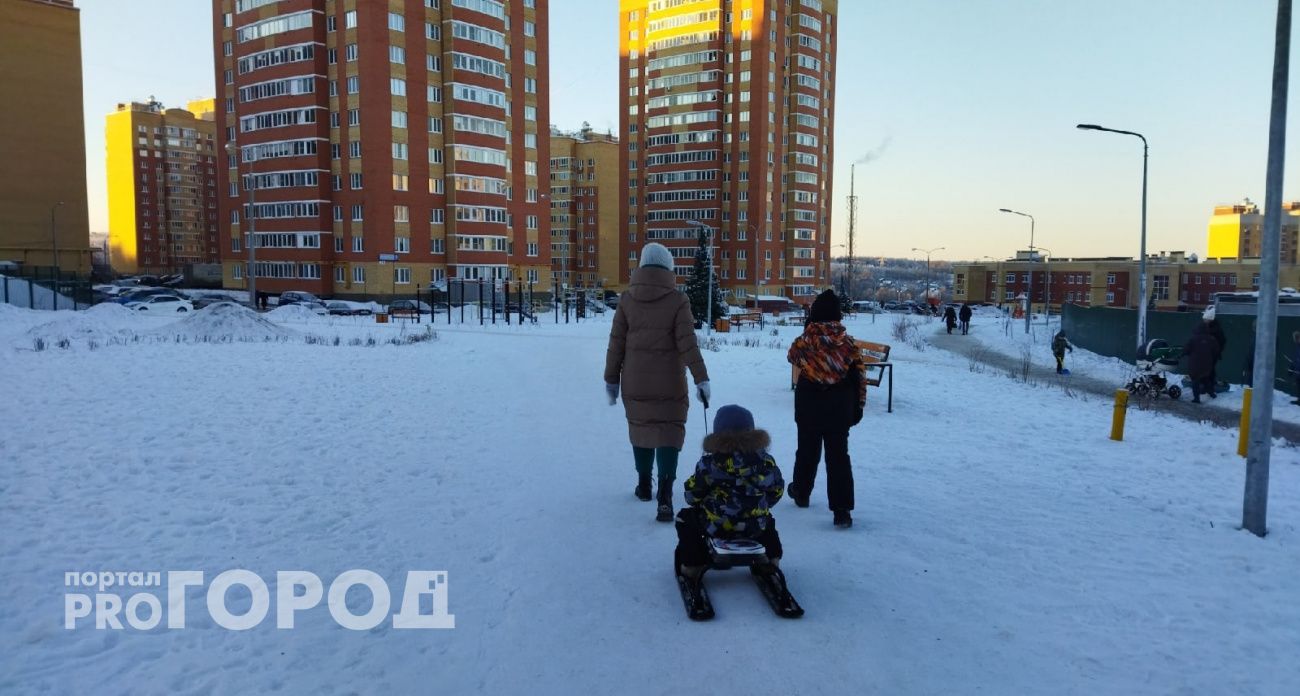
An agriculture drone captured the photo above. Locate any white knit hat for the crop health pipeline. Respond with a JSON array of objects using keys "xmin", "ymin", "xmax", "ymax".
[{"xmin": 639, "ymin": 242, "xmax": 674, "ymax": 270}]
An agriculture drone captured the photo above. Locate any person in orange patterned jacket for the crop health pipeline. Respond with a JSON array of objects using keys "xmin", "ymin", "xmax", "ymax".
[{"xmin": 786, "ymin": 289, "xmax": 866, "ymax": 528}]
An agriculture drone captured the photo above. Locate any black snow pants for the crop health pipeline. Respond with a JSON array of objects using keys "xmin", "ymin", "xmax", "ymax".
[{"xmin": 792, "ymin": 424, "xmax": 854, "ymax": 512}]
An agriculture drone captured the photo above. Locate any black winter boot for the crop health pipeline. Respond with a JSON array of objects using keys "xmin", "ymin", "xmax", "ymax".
[
  {"xmin": 833, "ymin": 510, "xmax": 853, "ymax": 528},
  {"xmin": 634, "ymin": 473, "xmax": 652, "ymax": 501},
  {"xmin": 656, "ymin": 479, "xmax": 674, "ymax": 522}
]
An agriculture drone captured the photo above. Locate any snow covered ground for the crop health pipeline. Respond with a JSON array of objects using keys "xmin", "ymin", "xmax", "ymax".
[{"xmin": 0, "ymin": 305, "xmax": 1297, "ymax": 694}]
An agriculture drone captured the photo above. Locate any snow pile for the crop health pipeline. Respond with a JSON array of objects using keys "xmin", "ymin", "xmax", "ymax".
[
  {"xmin": 20, "ymin": 309, "xmax": 135, "ymax": 349},
  {"xmin": 266, "ymin": 304, "xmax": 324, "ymax": 323},
  {"xmin": 83, "ymin": 302, "xmax": 141, "ymax": 322},
  {"xmin": 151, "ymin": 302, "xmax": 295, "ymax": 343}
]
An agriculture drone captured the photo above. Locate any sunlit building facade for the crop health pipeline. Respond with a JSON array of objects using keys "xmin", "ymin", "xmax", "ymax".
[
  {"xmin": 549, "ymin": 126, "xmax": 622, "ymax": 292},
  {"xmin": 211, "ymin": 0, "xmax": 551, "ymax": 298},
  {"xmin": 0, "ymin": 0, "xmax": 91, "ymax": 273},
  {"xmin": 105, "ymin": 99, "xmax": 221, "ymax": 275},
  {"xmin": 619, "ymin": 0, "xmax": 838, "ymax": 303}
]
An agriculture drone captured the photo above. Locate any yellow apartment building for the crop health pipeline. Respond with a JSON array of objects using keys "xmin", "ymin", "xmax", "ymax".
[
  {"xmin": 106, "ymin": 99, "xmax": 220, "ymax": 275},
  {"xmin": 0, "ymin": 0, "xmax": 91, "ymax": 273},
  {"xmin": 549, "ymin": 125, "xmax": 622, "ymax": 293}
]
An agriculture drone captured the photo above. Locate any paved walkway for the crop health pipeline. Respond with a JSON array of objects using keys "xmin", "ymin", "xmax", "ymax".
[{"xmin": 928, "ymin": 330, "xmax": 1300, "ymax": 445}]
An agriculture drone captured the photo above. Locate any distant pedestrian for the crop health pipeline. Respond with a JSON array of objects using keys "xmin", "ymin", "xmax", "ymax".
[
  {"xmin": 605, "ymin": 242, "xmax": 711, "ymax": 523},
  {"xmin": 1203, "ymin": 307, "xmax": 1227, "ymax": 390},
  {"xmin": 942, "ymin": 306, "xmax": 957, "ymax": 334},
  {"xmin": 1183, "ymin": 323, "xmax": 1220, "ymax": 403},
  {"xmin": 1052, "ymin": 330, "xmax": 1074, "ymax": 374},
  {"xmin": 958, "ymin": 303, "xmax": 972, "ymax": 335}
]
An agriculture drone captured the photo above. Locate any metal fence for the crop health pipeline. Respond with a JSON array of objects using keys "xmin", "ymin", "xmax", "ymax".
[
  {"xmin": 406, "ymin": 278, "xmax": 602, "ymax": 326},
  {"xmin": 1062, "ymin": 303, "xmax": 1300, "ymax": 396},
  {"xmin": 1, "ymin": 266, "xmax": 93, "ymax": 310}
]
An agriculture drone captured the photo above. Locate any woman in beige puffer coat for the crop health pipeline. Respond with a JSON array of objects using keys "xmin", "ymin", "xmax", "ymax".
[{"xmin": 605, "ymin": 243, "xmax": 711, "ymax": 522}]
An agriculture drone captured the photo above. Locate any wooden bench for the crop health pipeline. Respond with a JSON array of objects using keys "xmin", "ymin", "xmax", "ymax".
[
  {"xmin": 791, "ymin": 339, "xmax": 894, "ymax": 413},
  {"xmin": 731, "ymin": 312, "xmax": 763, "ymax": 329}
]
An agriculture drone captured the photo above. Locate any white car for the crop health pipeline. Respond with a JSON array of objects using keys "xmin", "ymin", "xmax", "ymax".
[{"xmin": 126, "ymin": 295, "xmax": 193, "ymax": 313}]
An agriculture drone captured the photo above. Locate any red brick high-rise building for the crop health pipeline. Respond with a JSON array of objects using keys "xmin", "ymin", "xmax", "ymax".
[
  {"xmin": 619, "ymin": 0, "xmax": 837, "ymax": 304},
  {"xmin": 212, "ymin": 0, "xmax": 551, "ymax": 298}
]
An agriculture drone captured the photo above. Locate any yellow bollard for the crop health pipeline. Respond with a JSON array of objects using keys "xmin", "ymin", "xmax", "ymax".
[
  {"xmin": 1110, "ymin": 389, "xmax": 1129, "ymax": 441},
  {"xmin": 1238, "ymin": 387, "xmax": 1253, "ymax": 457}
]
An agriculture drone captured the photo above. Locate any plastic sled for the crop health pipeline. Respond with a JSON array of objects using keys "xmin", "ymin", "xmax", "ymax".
[{"xmin": 707, "ymin": 537, "xmax": 768, "ymax": 570}]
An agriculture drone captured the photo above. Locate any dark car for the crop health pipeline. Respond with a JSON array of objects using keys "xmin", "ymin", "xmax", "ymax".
[
  {"xmin": 326, "ymin": 300, "xmax": 373, "ymax": 316},
  {"xmin": 389, "ymin": 299, "xmax": 432, "ymax": 316},
  {"xmin": 113, "ymin": 287, "xmax": 182, "ymax": 304},
  {"xmin": 191, "ymin": 293, "xmax": 234, "ymax": 309},
  {"xmin": 278, "ymin": 290, "xmax": 323, "ymax": 307}
]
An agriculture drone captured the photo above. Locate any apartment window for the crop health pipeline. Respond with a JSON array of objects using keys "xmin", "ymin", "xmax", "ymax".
[
  {"xmin": 393, "ymin": 142, "xmax": 409, "ymax": 160},
  {"xmin": 428, "ymin": 85, "xmax": 443, "ymax": 102},
  {"xmin": 348, "ymin": 108, "xmax": 360, "ymax": 126},
  {"xmin": 388, "ymin": 13, "xmax": 405, "ymax": 31},
  {"xmin": 394, "ymin": 205, "xmax": 410, "ymax": 222},
  {"xmin": 428, "ymin": 55, "xmax": 442, "ymax": 72},
  {"xmin": 393, "ymin": 174, "xmax": 409, "ymax": 191},
  {"xmin": 391, "ymin": 78, "xmax": 406, "ymax": 96},
  {"xmin": 349, "ymin": 141, "xmax": 362, "ymax": 158},
  {"xmin": 335, "ymin": 266, "xmax": 345, "ymax": 282},
  {"xmin": 351, "ymin": 205, "xmax": 364, "ymax": 221},
  {"xmin": 352, "ymin": 236, "xmax": 364, "ymax": 252},
  {"xmin": 345, "ymin": 44, "xmax": 357, "ymax": 61},
  {"xmin": 350, "ymin": 173, "xmax": 363, "ymax": 189},
  {"xmin": 353, "ymin": 266, "xmax": 366, "ymax": 284},
  {"xmin": 392, "ymin": 110, "xmax": 408, "ymax": 128},
  {"xmin": 347, "ymin": 75, "xmax": 360, "ymax": 93},
  {"xmin": 390, "ymin": 45, "xmax": 406, "ymax": 63},
  {"xmin": 345, "ymin": 10, "xmax": 357, "ymax": 28},
  {"xmin": 396, "ymin": 237, "xmax": 411, "ymax": 253},
  {"xmin": 429, "ymin": 117, "xmax": 443, "ymax": 133}
]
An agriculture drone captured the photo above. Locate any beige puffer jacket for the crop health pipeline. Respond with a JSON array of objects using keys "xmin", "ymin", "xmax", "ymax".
[{"xmin": 604, "ymin": 266, "xmax": 710, "ymax": 449}]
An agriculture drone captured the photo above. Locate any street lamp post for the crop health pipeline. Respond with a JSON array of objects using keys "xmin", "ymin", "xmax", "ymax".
[
  {"xmin": 225, "ymin": 140, "xmax": 258, "ymax": 310},
  {"xmin": 687, "ymin": 220, "xmax": 715, "ymax": 334},
  {"xmin": 911, "ymin": 246, "xmax": 945, "ymax": 310},
  {"xmin": 50, "ymin": 201, "xmax": 64, "ymax": 273},
  {"xmin": 1077, "ymin": 123, "xmax": 1148, "ymax": 353},
  {"xmin": 999, "ymin": 208, "xmax": 1035, "ymax": 332},
  {"xmin": 1036, "ymin": 245, "xmax": 1054, "ymax": 328}
]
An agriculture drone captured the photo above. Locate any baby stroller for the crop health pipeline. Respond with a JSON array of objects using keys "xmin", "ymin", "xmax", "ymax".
[{"xmin": 1126, "ymin": 339, "xmax": 1183, "ymax": 400}]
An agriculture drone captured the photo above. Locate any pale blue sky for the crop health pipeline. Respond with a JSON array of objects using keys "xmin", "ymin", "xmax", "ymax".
[{"xmin": 79, "ymin": 0, "xmax": 1299, "ymax": 261}]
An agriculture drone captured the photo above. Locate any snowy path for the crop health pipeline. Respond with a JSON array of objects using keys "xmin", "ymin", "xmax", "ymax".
[
  {"xmin": 0, "ymin": 308, "xmax": 1297, "ymax": 694},
  {"xmin": 929, "ymin": 327, "xmax": 1300, "ymax": 445}
]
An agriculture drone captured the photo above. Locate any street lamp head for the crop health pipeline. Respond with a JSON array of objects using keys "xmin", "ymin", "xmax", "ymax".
[
  {"xmin": 998, "ymin": 208, "xmax": 1012, "ymax": 213},
  {"xmin": 1076, "ymin": 124, "xmax": 1103, "ymax": 131}
]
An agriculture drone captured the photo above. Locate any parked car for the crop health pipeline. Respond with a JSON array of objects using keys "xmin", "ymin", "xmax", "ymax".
[
  {"xmin": 191, "ymin": 293, "xmax": 234, "ymax": 309},
  {"xmin": 278, "ymin": 290, "xmax": 323, "ymax": 307},
  {"xmin": 389, "ymin": 299, "xmax": 433, "ymax": 316},
  {"xmin": 280, "ymin": 300, "xmax": 329, "ymax": 316},
  {"xmin": 326, "ymin": 300, "xmax": 373, "ymax": 316},
  {"xmin": 113, "ymin": 287, "xmax": 183, "ymax": 304},
  {"xmin": 126, "ymin": 295, "xmax": 193, "ymax": 313}
]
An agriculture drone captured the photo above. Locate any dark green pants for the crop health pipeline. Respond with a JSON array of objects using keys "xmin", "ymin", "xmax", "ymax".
[{"xmin": 633, "ymin": 446, "xmax": 679, "ymax": 480}]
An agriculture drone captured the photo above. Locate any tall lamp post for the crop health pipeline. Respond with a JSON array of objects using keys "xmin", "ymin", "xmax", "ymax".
[
  {"xmin": 225, "ymin": 140, "xmax": 258, "ymax": 310},
  {"xmin": 1036, "ymin": 245, "xmax": 1054, "ymax": 328},
  {"xmin": 687, "ymin": 220, "xmax": 714, "ymax": 334},
  {"xmin": 50, "ymin": 199, "xmax": 64, "ymax": 268},
  {"xmin": 1077, "ymin": 123, "xmax": 1148, "ymax": 353},
  {"xmin": 979, "ymin": 255, "xmax": 1001, "ymax": 305},
  {"xmin": 999, "ymin": 208, "xmax": 1035, "ymax": 333},
  {"xmin": 911, "ymin": 246, "xmax": 945, "ymax": 309}
]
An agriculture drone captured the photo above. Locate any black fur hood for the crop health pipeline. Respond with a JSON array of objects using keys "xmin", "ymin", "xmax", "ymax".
[{"xmin": 702, "ymin": 428, "xmax": 771, "ymax": 454}]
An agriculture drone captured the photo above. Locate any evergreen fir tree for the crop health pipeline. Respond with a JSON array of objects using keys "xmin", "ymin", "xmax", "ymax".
[{"xmin": 685, "ymin": 229, "xmax": 726, "ymax": 326}]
